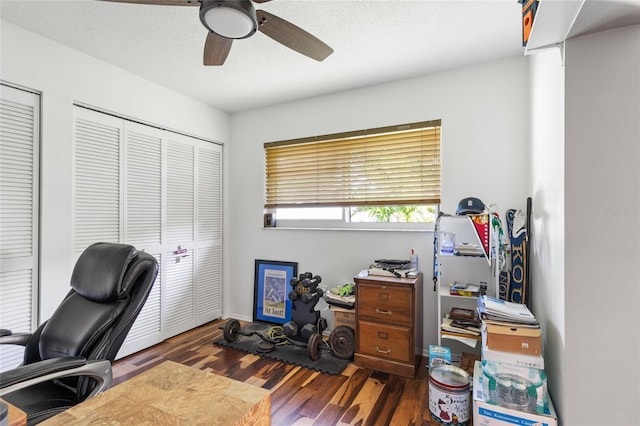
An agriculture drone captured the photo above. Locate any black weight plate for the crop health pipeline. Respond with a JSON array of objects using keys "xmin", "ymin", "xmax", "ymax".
[
  {"xmin": 256, "ymin": 341, "xmax": 275, "ymax": 353},
  {"xmin": 329, "ymin": 326, "xmax": 355, "ymax": 359},
  {"xmin": 223, "ymin": 319, "xmax": 240, "ymax": 342},
  {"xmin": 307, "ymin": 333, "xmax": 322, "ymax": 361}
]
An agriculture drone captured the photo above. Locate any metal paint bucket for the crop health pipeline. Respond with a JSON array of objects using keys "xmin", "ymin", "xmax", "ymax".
[{"xmin": 429, "ymin": 364, "xmax": 471, "ymax": 425}]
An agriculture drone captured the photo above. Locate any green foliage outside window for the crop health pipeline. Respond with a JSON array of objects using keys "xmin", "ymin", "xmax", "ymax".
[{"xmin": 351, "ymin": 205, "xmax": 437, "ymax": 223}]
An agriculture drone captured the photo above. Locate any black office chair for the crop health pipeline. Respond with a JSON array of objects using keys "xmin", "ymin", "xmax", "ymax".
[{"xmin": 0, "ymin": 242, "xmax": 159, "ymax": 425}]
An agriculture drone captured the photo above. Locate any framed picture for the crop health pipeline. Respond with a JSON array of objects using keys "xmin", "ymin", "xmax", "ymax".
[{"xmin": 253, "ymin": 259, "xmax": 297, "ymax": 325}]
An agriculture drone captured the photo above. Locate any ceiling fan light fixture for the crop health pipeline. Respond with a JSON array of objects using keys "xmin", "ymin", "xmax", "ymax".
[{"xmin": 200, "ymin": 0, "xmax": 257, "ymax": 39}]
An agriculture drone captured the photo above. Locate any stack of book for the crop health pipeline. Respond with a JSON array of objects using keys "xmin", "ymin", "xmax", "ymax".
[
  {"xmin": 476, "ymin": 295, "xmax": 551, "ymax": 416},
  {"xmin": 441, "ymin": 307, "xmax": 482, "ymax": 337}
]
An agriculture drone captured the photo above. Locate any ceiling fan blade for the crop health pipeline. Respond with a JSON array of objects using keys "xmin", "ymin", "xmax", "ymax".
[
  {"xmin": 256, "ymin": 10, "xmax": 333, "ymax": 61},
  {"xmin": 204, "ymin": 31, "xmax": 233, "ymax": 66},
  {"xmin": 99, "ymin": 0, "xmax": 199, "ymax": 6}
]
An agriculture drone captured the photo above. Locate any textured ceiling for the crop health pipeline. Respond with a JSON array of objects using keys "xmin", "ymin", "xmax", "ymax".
[{"xmin": 2, "ymin": 0, "xmax": 527, "ymax": 112}]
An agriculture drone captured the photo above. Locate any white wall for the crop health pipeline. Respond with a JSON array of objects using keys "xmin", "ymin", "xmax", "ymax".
[
  {"xmin": 227, "ymin": 57, "xmax": 530, "ymax": 350},
  {"xmin": 528, "ymin": 48, "xmax": 566, "ymax": 418},
  {"xmin": 0, "ymin": 21, "xmax": 230, "ymax": 320},
  {"xmin": 563, "ymin": 25, "xmax": 640, "ymax": 426}
]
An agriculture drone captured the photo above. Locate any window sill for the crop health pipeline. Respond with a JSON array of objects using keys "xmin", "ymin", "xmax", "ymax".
[{"xmin": 263, "ymin": 225, "xmax": 435, "ymax": 233}]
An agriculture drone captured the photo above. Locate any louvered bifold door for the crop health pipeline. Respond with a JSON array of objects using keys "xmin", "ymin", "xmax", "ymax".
[
  {"xmin": 0, "ymin": 85, "xmax": 40, "ymax": 372},
  {"xmin": 164, "ymin": 134, "xmax": 196, "ymax": 338},
  {"xmin": 73, "ymin": 107, "xmax": 122, "ymax": 256},
  {"xmin": 118, "ymin": 121, "xmax": 164, "ymax": 357},
  {"xmin": 195, "ymin": 142, "xmax": 222, "ymax": 324}
]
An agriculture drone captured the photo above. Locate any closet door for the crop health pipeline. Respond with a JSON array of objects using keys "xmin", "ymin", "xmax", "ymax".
[
  {"xmin": 164, "ymin": 133, "xmax": 196, "ymax": 337},
  {"xmin": 73, "ymin": 106, "xmax": 223, "ymax": 356},
  {"xmin": 73, "ymin": 108, "xmax": 122, "ymax": 254},
  {"xmin": 0, "ymin": 85, "xmax": 40, "ymax": 371},
  {"xmin": 195, "ymin": 142, "xmax": 222, "ymax": 323},
  {"xmin": 120, "ymin": 121, "xmax": 163, "ymax": 355}
]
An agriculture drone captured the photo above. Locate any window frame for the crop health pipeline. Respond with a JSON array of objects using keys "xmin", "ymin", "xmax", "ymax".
[{"xmin": 264, "ymin": 120, "xmax": 441, "ymax": 230}]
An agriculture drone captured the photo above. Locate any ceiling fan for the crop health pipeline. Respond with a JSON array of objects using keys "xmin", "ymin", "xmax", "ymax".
[{"xmin": 100, "ymin": 0, "xmax": 334, "ymax": 65}]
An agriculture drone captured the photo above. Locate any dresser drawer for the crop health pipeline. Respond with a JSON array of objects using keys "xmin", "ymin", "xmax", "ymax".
[
  {"xmin": 357, "ymin": 283, "xmax": 412, "ymax": 325},
  {"xmin": 358, "ymin": 320, "xmax": 411, "ymax": 363}
]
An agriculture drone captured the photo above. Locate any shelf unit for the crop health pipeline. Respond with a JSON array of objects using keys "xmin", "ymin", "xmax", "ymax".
[{"xmin": 433, "ymin": 212, "xmax": 499, "ymax": 354}]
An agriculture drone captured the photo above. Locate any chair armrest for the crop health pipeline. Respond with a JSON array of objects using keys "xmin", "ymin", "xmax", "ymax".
[
  {"xmin": 0, "ymin": 357, "xmax": 113, "ymax": 398},
  {"xmin": 0, "ymin": 330, "xmax": 31, "ymax": 346}
]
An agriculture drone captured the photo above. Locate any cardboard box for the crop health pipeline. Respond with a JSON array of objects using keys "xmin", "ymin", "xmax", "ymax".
[
  {"xmin": 481, "ymin": 344, "xmax": 544, "ymax": 370},
  {"xmin": 480, "ymin": 360, "xmax": 548, "ymax": 414},
  {"xmin": 473, "ymin": 361, "xmax": 557, "ymax": 426},
  {"xmin": 331, "ymin": 306, "xmax": 356, "ymax": 330},
  {"xmin": 483, "ymin": 323, "xmax": 542, "ymax": 356}
]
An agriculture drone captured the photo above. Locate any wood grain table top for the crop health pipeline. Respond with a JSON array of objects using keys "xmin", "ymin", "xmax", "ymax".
[
  {"xmin": 41, "ymin": 360, "xmax": 271, "ymax": 425},
  {"xmin": 1, "ymin": 398, "xmax": 27, "ymax": 426}
]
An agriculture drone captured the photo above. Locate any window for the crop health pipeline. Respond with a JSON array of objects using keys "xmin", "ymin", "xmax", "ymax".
[{"xmin": 264, "ymin": 120, "xmax": 441, "ymax": 227}]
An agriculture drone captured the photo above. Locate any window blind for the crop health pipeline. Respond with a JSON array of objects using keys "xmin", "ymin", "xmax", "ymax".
[{"xmin": 264, "ymin": 120, "xmax": 441, "ymax": 208}]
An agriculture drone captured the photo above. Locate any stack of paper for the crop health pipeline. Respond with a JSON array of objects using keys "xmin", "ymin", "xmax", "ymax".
[
  {"xmin": 477, "ymin": 295, "xmax": 539, "ymax": 327},
  {"xmin": 454, "ymin": 243, "xmax": 484, "ymax": 256},
  {"xmin": 449, "ymin": 281, "xmax": 486, "ymax": 296},
  {"xmin": 367, "ymin": 267, "xmax": 413, "ymax": 278}
]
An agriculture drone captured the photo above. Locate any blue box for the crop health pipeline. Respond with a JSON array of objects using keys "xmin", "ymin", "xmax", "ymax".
[{"xmin": 429, "ymin": 344, "xmax": 452, "ymax": 368}]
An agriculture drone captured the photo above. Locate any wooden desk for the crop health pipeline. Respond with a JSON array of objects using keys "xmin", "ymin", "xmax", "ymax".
[
  {"xmin": 41, "ymin": 361, "xmax": 271, "ymax": 425},
  {"xmin": 0, "ymin": 398, "xmax": 27, "ymax": 426}
]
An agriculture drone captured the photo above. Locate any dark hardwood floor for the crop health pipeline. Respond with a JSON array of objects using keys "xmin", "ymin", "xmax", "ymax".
[{"xmin": 112, "ymin": 318, "xmax": 445, "ymax": 425}]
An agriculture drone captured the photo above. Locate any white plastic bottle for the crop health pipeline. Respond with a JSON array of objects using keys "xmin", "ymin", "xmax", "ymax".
[{"xmin": 410, "ymin": 249, "xmax": 419, "ymax": 271}]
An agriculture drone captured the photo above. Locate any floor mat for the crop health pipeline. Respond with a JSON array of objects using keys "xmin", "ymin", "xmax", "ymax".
[{"xmin": 212, "ymin": 322, "xmax": 350, "ymax": 375}]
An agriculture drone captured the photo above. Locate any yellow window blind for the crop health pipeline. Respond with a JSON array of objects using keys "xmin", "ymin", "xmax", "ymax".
[{"xmin": 264, "ymin": 120, "xmax": 441, "ymax": 208}]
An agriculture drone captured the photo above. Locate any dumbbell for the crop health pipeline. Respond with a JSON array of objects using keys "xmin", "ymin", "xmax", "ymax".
[
  {"xmin": 302, "ymin": 275, "xmax": 322, "ymax": 288},
  {"xmin": 299, "ymin": 272, "xmax": 312, "ymax": 281},
  {"xmin": 301, "ymin": 323, "xmax": 317, "ymax": 340},
  {"xmin": 283, "ymin": 321, "xmax": 298, "ymax": 338}
]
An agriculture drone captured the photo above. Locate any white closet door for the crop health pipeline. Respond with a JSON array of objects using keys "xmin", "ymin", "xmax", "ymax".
[
  {"xmin": 72, "ymin": 107, "xmax": 223, "ymax": 353},
  {"xmin": 73, "ymin": 108, "xmax": 122, "ymax": 254},
  {"xmin": 0, "ymin": 85, "xmax": 40, "ymax": 371},
  {"xmin": 195, "ymin": 143, "xmax": 222, "ymax": 323},
  {"xmin": 164, "ymin": 134, "xmax": 196, "ymax": 337},
  {"xmin": 119, "ymin": 121, "xmax": 164, "ymax": 356}
]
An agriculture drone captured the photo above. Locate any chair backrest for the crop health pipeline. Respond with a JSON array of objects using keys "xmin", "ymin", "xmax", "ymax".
[{"xmin": 23, "ymin": 242, "xmax": 159, "ymax": 398}]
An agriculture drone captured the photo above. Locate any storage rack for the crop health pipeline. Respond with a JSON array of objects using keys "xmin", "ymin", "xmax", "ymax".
[{"xmin": 433, "ymin": 211, "xmax": 499, "ymax": 353}]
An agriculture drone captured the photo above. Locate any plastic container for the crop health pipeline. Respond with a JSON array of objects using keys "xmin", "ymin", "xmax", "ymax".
[
  {"xmin": 440, "ymin": 232, "xmax": 455, "ymax": 255},
  {"xmin": 410, "ymin": 249, "xmax": 419, "ymax": 271}
]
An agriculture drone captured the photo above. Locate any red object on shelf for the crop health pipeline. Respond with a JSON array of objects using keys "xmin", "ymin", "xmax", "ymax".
[{"xmin": 470, "ymin": 214, "xmax": 490, "ymax": 260}]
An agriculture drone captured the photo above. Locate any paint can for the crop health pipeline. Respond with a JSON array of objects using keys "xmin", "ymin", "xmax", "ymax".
[{"xmin": 428, "ymin": 364, "xmax": 471, "ymax": 425}]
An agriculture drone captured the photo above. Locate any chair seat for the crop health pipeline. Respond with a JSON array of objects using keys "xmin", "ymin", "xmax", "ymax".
[{"xmin": 3, "ymin": 380, "xmax": 77, "ymax": 425}]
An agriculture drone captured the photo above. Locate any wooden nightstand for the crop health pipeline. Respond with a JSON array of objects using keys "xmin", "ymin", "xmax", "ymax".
[{"xmin": 354, "ymin": 272, "xmax": 423, "ymax": 378}]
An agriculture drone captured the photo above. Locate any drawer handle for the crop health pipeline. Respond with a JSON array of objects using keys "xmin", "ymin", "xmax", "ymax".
[
  {"xmin": 376, "ymin": 308, "xmax": 392, "ymax": 315},
  {"xmin": 375, "ymin": 346, "xmax": 391, "ymax": 354}
]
